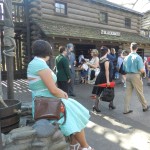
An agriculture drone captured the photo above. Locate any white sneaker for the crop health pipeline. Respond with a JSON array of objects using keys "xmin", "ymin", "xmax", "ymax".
[
  {"xmin": 88, "ymin": 80, "xmax": 94, "ymax": 84},
  {"xmin": 123, "ymin": 83, "xmax": 126, "ymax": 88}
]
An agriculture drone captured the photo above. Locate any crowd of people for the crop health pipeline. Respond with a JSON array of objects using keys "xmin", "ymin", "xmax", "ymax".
[{"xmin": 27, "ymin": 40, "xmax": 150, "ymax": 150}]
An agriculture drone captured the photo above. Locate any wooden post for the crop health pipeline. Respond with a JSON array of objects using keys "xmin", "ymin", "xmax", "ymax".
[
  {"xmin": 0, "ymin": 117, "xmax": 2, "ymax": 150},
  {"xmin": 3, "ymin": 0, "xmax": 15, "ymax": 99},
  {"xmin": 24, "ymin": 0, "xmax": 31, "ymax": 61},
  {"xmin": 6, "ymin": 55, "xmax": 14, "ymax": 99}
]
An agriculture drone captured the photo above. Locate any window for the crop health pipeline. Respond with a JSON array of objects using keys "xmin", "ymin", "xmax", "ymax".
[
  {"xmin": 125, "ymin": 18, "xmax": 131, "ymax": 28},
  {"xmin": 55, "ymin": 2, "xmax": 67, "ymax": 15},
  {"xmin": 100, "ymin": 12, "xmax": 108, "ymax": 24}
]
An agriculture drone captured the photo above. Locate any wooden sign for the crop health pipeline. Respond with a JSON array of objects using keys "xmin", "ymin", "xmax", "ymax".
[{"xmin": 101, "ymin": 29, "xmax": 121, "ymax": 36}]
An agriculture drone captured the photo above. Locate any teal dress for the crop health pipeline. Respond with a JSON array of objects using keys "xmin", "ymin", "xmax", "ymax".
[{"xmin": 27, "ymin": 57, "xmax": 90, "ymax": 136}]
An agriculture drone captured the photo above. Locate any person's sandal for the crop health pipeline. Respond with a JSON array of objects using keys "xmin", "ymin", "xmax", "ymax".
[
  {"xmin": 82, "ymin": 146, "xmax": 94, "ymax": 150},
  {"xmin": 90, "ymin": 95, "xmax": 96, "ymax": 99},
  {"xmin": 70, "ymin": 143, "xmax": 81, "ymax": 150}
]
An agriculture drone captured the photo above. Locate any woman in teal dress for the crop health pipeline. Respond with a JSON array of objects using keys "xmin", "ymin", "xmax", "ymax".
[{"xmin": 27, "ymin": 40, "xmax": 94, "ymax": 150}]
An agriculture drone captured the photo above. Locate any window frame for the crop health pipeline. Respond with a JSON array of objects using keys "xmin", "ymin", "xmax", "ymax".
[
  {"xmin": 54, "ymin": 1, "xmax": 67, "ymax": 16},
  {"xmin": 99, "ymin": 12, "xmax": 108, "ymax": 24},
  {"xmin": 125, "ymin": 18, "xmax": 131, "ymax": 29}
]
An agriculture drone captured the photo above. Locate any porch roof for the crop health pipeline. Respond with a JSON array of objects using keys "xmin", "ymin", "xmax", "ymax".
[{"xmin": 34, "ymin": 20, "xmax": 150, "ymax": 44}]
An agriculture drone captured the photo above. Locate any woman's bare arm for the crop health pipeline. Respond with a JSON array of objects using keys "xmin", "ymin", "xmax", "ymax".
[
  {"xmin": 105, "ymin": 61, "xmax": 110, "ymax": 85},
  {"xmin": 38, "ymin": 69, "xmax": 68, "ymax": 99},
  {"xmin": 88, "ymin": 57, "xmax": 99, "ymax": 68}
]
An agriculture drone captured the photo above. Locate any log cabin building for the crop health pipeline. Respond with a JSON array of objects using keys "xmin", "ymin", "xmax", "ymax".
[
  {"xmin": 141, "ymin": 10, "xmax": 150, "ymax": 40},
  {"xmin": 0, "ymin": 0, "xmax": 150, "ymax": 79}
]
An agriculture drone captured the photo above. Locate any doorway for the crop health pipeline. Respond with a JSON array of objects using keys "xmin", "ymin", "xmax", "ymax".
[
  {"xmin": 74, "ymin": 44, "xmax": 96, "ymax": 63},
  {"xmin": 102, "ymin": 45, "xmax": 120, "ymax": 57},
  {"xmin": 137, "ymin": 48, "xmax": 144, "ymax": 59}
]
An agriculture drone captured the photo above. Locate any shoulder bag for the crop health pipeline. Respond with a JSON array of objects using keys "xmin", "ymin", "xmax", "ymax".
[
  {"xmin": 100, "ymin": 88, "xmax": 114, "ymax": 102},
  {"xmin": 34, "ymin": 97, "xmax": 66, "ymax": 124}
]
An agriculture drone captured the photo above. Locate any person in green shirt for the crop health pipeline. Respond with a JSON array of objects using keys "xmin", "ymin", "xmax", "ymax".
[{"xmin": 55, "ymin": 46, "xmax": 71, "ymax": 94}]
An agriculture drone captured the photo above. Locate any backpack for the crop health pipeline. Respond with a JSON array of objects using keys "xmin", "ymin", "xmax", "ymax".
[{"xmin": 119, "ymin": 63, "xmax": 126, "ymax": 74}]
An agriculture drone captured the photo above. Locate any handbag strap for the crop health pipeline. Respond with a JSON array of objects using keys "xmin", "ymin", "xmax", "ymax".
[
  {"xmin": 49, "ymin": 100, "xmax": 66, "ymax": 126},
  {"xmin": 52, "ymin": 102, "xmax": 66, "ymax": 126},
  {"xmin": 60, "ymin": 101, "xmax": 66, "ymax": 125}
]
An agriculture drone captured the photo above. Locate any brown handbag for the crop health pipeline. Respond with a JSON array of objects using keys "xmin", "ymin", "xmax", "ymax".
[{"xmin": 34, "ymin": 97, "xmax": 66, "ymax": 124}]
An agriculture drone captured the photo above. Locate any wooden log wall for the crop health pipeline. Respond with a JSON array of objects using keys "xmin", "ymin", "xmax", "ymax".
[
  {"xmin": 143, "ymin": 45, "xmax": 150, "ymax": 56},
  {"xmin": 40, "ymin": 0, "xmax": 141, "ymax": 34},
  {"xmin": 123, "ymin": 43, "xmax": 150, "ymax": 57},
  {"xmin": 141, "ymin": 12, "xmax": 150, "ymax": 29},
  {"xmin": 29, "ymin": 0, "xmax": 42, "ymax": 44}
]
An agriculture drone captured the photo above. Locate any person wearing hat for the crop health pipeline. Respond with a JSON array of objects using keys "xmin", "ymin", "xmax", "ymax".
[{"xmin": 66, "ymin": 43, "xmax": 76, "ymax": 97}]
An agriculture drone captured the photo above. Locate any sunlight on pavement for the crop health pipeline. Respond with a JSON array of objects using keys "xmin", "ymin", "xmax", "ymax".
[
  {"xmin": 87, "ymin": 119, "xmax": 150, "ymax": 150},
  {"xmin": 103, "ymin": 116, "xmax": 132, "ymax": 129},
  {"xmin": 91, "ymin": 112, "xmax": 132, "ymax": 129},
  {"xmin": 2, "ymin": 80, "xmax": 31, "ymax": 93}
]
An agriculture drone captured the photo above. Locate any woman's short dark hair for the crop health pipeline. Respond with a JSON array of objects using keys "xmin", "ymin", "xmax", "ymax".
[
  {"xmin": 59, "ymin": 46, "xmax": 66, "ymax": 53},
  {"xmin": 100, "ymin": 46, "xmax": 108, "ymax": 57},
  {"xmin": 32, "ymin": 40, "xmax": 52, "ymax": 57}
]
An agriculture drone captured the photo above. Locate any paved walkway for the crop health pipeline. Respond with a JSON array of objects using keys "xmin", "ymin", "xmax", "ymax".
[{"xmin": 2, "ymin": 78, "xmax": 150, "ymax": 150}]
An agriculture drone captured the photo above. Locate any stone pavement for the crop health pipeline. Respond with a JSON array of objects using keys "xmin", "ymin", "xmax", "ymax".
[{"xmin": 2, "ymin": 78, "xmax": 150, "ymax": 150}]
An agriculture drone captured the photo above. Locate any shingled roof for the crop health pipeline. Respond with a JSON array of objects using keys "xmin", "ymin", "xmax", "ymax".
[{"xmin": 34, "ymin": 20, "xmax": 150, "ymax": 44}]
